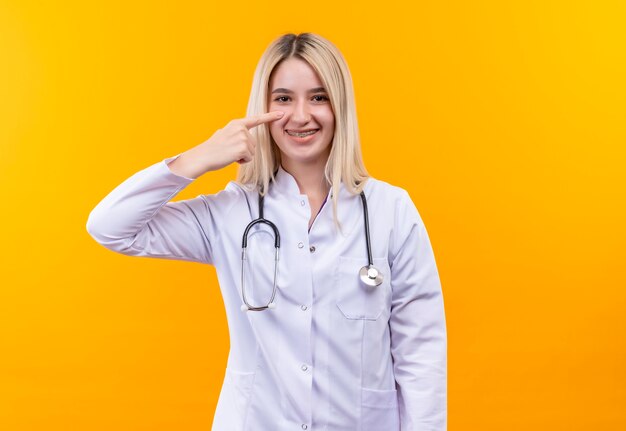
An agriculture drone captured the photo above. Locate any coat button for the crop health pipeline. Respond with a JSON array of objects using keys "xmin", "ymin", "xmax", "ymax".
[
  {"xmin": 309, "ymin": 245, "xmax": 316, "ymax": 253},
  {"xmin": 301, "ymin": 305, "xmax": 308, "ymax": 311},
  {"xmin": 300, "ymin": 200, "xmax": 306, "ymax": 206},
  {"xmin": 301, "ymin": 364, "xmax": 308, "ymax": 371},
  {"xmin": 301, "ymin": 425, "xmax": 308, "ymax": 430},
  {"xmin": 298, "ymin": 242, "xmax": 304, "ymax": 249}
]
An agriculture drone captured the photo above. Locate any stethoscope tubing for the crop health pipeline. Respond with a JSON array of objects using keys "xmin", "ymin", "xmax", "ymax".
[{"xmin": 240, "ymin": 184, "xmax": 381, "ymax": 312}]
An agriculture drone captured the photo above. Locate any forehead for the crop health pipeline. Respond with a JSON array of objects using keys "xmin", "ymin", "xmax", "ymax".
[{"xmin": 269, "ymin": 57, "xmax": 323, "ymax": 89}]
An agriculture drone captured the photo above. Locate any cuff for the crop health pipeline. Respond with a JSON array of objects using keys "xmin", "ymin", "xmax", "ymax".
[{"xmin": 162, "ymin": 153, "xmax": 197, "ymax": 183}]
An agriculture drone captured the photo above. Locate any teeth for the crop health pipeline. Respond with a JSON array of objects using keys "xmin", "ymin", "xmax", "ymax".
[{"xmin": 287, "ymin": 129, "xmax": 318, "ymax": 137}]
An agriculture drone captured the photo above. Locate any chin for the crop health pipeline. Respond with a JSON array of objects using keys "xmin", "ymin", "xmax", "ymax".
[{"xmin": 282, "ymin": 147, "xmax": 332, "ymax": 165}]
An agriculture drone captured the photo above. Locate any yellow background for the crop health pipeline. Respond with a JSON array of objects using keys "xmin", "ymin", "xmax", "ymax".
[{"xmin": 1, "ymin": 0, "xmax": 625, "ymax": 429}]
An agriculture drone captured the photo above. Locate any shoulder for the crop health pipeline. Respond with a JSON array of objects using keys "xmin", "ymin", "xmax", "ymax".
[
  {"xmin": 188, "ymin": 180, "xmax": 249, "ymax": 217},
  {"xmin": 364, "ymin": 176, "xmax": 426, "ymax": 233},
  {"xmin": 365, "ymin": 176, "xmax": 405, "ymax": 196},
  {"xmin": 365, "ymin": 176, "xmax": 418, "ymax": 211},
  {"xmin": 199, "ymin": 180, "xmax": 251, "ymax": 199}
]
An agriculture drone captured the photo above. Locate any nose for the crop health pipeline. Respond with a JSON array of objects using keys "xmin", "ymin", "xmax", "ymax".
[{"xmin": 289, "ymin": 98, "xmax": 312, "ymax": 124}]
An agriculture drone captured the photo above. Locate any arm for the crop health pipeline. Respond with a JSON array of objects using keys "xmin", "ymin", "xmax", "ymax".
[
  {"xmin": 389, "ymin": 190, "xmax": 447, "ymax": 430},
  {"xmin": 86, "ymin": 154, "xmax": 239, "ymax": 265},
  {"xmin": 86, "ymin": 111, "xmax": 286, "ymax": 263}
]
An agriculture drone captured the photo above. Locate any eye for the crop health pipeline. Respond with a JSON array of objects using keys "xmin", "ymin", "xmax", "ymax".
[{"xmin": 272, "ymin": 95, "xmax": 329, "ymax": 103}]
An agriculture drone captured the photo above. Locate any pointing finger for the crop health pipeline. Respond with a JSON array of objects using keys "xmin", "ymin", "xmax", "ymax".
[{"xmin": 241, "ymin": 111, "xmax": 284, "ymax": 129}]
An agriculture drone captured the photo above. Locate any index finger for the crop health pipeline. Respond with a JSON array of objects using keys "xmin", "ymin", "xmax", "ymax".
[{"xmin": 240, "ymin": 111, "xmax": 285, "ymax": 129}]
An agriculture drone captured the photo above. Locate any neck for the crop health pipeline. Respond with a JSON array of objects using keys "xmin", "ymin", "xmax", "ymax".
[{"xmin": 281, "ymin": 158, "xmax": 330, "ymax": 197}]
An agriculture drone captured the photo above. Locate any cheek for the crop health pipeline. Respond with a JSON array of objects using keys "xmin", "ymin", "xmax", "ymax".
[
  {"xmin": 269, "ymin": 122, "xmax": 284, "ymax": 137},
  {"xmin": 269, "ymin": 121, "xmax": 283, "ymax": 140},
  {"xmin": 318, "ymin": 106, "xmax": 335, "ymax": 125},
  {"xmin": 321, "ymin": 113, "xmax": 335, "ymax": 131}
]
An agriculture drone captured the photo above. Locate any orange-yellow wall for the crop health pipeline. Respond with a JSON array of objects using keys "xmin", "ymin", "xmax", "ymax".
[{"xmin": 1, "ymin": 1, "xmax": 625, "ymax": 429}]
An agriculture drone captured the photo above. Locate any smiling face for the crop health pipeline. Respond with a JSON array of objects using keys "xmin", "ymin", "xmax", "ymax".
[{"xmin": 267, "ymin": 57, "xmax": 335, "ymax": 169}]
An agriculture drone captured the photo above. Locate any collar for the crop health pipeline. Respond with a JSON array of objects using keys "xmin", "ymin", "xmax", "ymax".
[
  {"xmin": 273, "ymin": 164, "xmax": 349, "ymax": 199},
  {"xmin": 272, "ymin": 164, "xmax": 303, "ymax": 197},
  {"xmin": 270, "ymin": 164, "xmax": 374, "ymax": 238}
]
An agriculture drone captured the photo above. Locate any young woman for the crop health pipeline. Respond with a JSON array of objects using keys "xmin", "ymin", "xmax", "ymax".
[{"xmin": 87, "ymin": 32, "xmax": 447, "ymax": 431}]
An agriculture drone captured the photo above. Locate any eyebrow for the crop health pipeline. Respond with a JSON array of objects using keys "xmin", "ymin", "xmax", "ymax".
[{"xmin": 271, "ymin": 87, "xmax": 327, "ymax": 94}]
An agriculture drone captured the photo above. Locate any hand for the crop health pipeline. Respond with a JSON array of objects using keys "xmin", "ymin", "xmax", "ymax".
[
  {"xmin": 201, "ymin": 111, "xmax": 285, "ymax": 171},
  {"xmin": 166, "ymin": 111, "xmax": 285, "ymax": 179}
]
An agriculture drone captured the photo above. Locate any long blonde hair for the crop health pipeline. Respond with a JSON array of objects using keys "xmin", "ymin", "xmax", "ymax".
[{"xmin": 235, "ymin": 32, "xmax": 369, "ymax": 234}]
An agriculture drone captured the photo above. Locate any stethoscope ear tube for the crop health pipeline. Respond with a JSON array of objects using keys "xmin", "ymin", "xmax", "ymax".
[
  {"xmin": 240, "ymin": 192, "xmax": 281, "ymax": 312},
  {"xmin": 241, "ymin": 194, "xmax": 280, "ymax": 249},
  {"xmin": 240, "ymin": 240, "xmax": 280, "ymax": 312}
]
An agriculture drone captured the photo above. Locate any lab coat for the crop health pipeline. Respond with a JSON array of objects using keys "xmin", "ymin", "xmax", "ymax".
[{"xmin": 86, "ymin": 154, "xmax": 447, "ymax": 431}]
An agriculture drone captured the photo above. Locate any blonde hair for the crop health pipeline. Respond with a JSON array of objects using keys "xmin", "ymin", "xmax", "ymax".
[{"xmin": 235, "ymin": 32, "xmax": 369, "ymax": 235}]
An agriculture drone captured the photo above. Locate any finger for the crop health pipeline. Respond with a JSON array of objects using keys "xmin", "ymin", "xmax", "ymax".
[
  {"xmin": 245, "ymin": 129, "xmax": 256, "ymax": 156},
  {"xmin": 240, "ymin": 111, "xmax": 284, "ymax": 129},
  {"xmin": 238, "ymin": 152, "xmax": 253, "ymax": 164}
]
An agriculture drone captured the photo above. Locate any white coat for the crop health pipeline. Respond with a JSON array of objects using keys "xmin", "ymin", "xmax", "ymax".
[{"xmin": 86, "ymin": 154, "xmax": 448, "ymax": 431}]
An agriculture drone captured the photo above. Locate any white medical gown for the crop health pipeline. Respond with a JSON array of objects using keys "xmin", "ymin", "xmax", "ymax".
[{"xmin": 86, "ymin": 154, "xmax": 447, "ymax": 431}]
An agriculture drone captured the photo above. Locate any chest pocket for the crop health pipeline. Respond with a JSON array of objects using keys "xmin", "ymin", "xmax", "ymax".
[{"xmin": 335, "ymin": 256, "xmax": 391, "ymax": 320}]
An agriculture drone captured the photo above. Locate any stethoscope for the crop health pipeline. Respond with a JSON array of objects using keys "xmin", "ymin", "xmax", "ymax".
[{"xmin": 240, "ymin": 181, "xmax": 383, "ymax": 312}]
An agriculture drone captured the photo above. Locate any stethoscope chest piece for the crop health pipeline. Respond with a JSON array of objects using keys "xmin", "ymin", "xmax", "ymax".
[{"xmin": 359, "ymin": 264, "xmax": 383, "ymax": 287}]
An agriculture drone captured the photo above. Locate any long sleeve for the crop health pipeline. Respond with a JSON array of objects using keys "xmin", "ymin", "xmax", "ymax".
[
  {"xmin": 86, "ymin": 154, "xmax": 240, "ymax": 265},
  {"xmin": 388, "ymin": 190, "xmax": 447, "ymax": 430}
]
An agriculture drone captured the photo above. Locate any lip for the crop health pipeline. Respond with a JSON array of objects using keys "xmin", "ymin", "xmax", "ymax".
[
  {"xmin": 285, "ymin": 128, "xmax": 320, "ymax": 133},
  {"xmin": 285, "ymin": 128, "xmax": 319, "ymax": 142}
]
